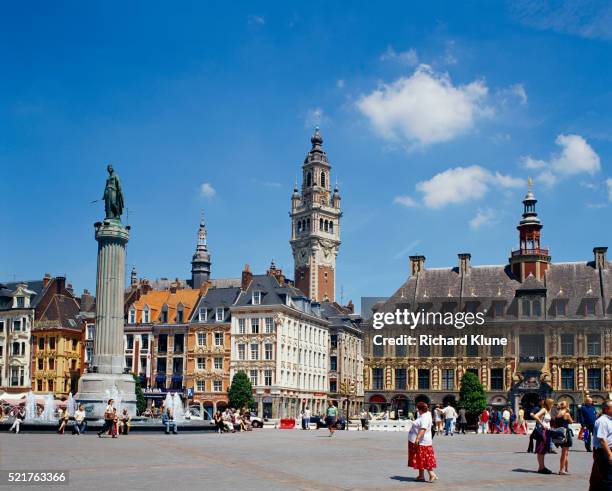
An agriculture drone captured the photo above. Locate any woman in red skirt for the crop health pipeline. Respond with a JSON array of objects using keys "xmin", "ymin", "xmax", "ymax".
[{"xmin": 408, "ymin": 401, "xmax": 438, "ymax": 483}]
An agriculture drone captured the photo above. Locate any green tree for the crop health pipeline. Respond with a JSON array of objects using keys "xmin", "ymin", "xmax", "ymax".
[
  {"xmin": 132, "ymin": 373, "xmax": 146, "ymax": 415},
  {"xmin": 228, "ymin": 371, "xmax": 255, "ymax": 410},
  {"xmin": 458, "ymin": 371, "xmax": 487, "ymax": 417}
]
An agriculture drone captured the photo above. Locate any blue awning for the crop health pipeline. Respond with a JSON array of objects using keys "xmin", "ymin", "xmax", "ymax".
[
  {"xmin": 171, "ymin": 375, "xmax": 183, "ymax": 381},
  {"xmin": 155, "ymin": 375, "xmax": 166, "ymax": 382}
]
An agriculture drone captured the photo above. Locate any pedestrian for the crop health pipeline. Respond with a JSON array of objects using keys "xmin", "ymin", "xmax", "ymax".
[
  {"xmin": 326, "ymin": 401, "xmax": 338, "ymax": 437},
  {"xmin": 72, "ymin": 404, "xmax": 87, "ymax": 435},
  {"xmin": 527, "ymin": 399, "xmax": 543, "ymax": 452},
  {"xmin": 57, "ymin": 407, "xmax": 69, "ymax": 434},
  {"xmin": 502, "ymin": 407, "xmax": 511, "ymax": 434},
  {"xmin": 214, "ymin": 410, "xmax": 225, "ymax": 434},
  {"xmin": 533, "ymin": 398, "xmax": 554, "ymax": 474},
  {"xmin": 110, "ymin": 408, "xmax": 119, "ymax": 438},
  {"xmin": 360, "ymin": 409, "xmax": 369, "ymax": 431},
  {"xmin": 553, "ymin": 401, "xmax": 573, "ymax": 475},
  {"xmin": 589, "ymin": 400, "xmax": 612, "ymax": 490},
  {"xmin": 457, "ymin": 407, "xmax": 467, "ymax": 434},
  {"xmin": 303, "ymin": 406, "xmax": 311, "ymax": 430},
  {"xmin": 119, "ymin": 408, "xmax": 131, "ymax": 435},
  {"xmin": 517, "ymin": 406, "xmax": 528, "ymax": 435},
  {"xmin": 434, "ymin": 405, "xmax": 443, "ymax": 434},
  {"xmin": 580, "ymin": 397, "xmax": 597, "ymax": 453},
  {"xmin": 442, "ymin": 402, "xmax": 457, "ymax": 436},
  {"xmin": 407, "ymin": 401, "xmax": 438, "ymax": 483},
  {"xmin": 9, "ymin": 408, "xmax": 24, "ymax": 434},
  {"xmin": 97, "ymin": 399, "xmax": 115, "ymax": 437},
  {"xmin": 162, "ymin": 408, "xmax": 178, "ymax": 434},
  {"xmin": 479, "ymin": 408, "xmax": 489, "ymax": 434}
]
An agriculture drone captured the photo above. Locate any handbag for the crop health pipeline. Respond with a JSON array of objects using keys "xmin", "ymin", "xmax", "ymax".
[{"xmin": 550, "ymin": 427, "xmax": 568, "ymax": 447}]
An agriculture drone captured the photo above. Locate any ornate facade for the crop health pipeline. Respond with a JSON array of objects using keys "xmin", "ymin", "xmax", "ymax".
[
  {"xmin": 290, "ymin": 128, "xmax": 341, "ymax": 302},
  {"xmin": 363, "ymin": 188, "xmax": 612, "ymax": 418},
  {"xmin": 230, "ymin": 264, "xmax": 329, "ymax": 418}
]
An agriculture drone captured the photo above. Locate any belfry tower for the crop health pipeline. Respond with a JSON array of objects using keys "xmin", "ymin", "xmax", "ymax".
[
  {"xmin": 509, "ymin": 179, "xmax": 551, "ymax": 281},
  {"xmin": 190, "ymin": 213, "xmax": 211, "ymax": 289},
  {"xmin": 290, "ymin": 128, "xmax": 342, "ymax": 301}
]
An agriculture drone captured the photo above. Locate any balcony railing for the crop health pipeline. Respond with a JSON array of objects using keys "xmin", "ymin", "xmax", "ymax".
[
  {"xmin": 519, "ymin": 355, "xmax": 545, "ymax": 363},
  {"xmin": 511, "ymin": 248, "xmax": 550, "ymax": 257}
]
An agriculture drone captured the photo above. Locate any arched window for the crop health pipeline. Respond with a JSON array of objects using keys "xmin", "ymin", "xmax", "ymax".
[
  {"xmin": 320, "ymin": 172, "xmax": 326, "ymax": 188},
  {"xmin": 306, "ymin": 218, "xmax": 310, "ymax": 230},
  {"xmin": 297, "ymin": 221, "xmax": 302, "ymax": 233},
  {"xmin": 324, "ymin": 220, "xmax": 329, "ymax": 232},
  {"xmin": 306, "ymin": 172, "xmax": 312, "ymax": 187},
  {"xmin": 329, "ymin": 221, "xmax": 334, "ymax": 233},
  {"xmin": 320, "ymin": 218, "xmax": 324, "ymax": 230}
]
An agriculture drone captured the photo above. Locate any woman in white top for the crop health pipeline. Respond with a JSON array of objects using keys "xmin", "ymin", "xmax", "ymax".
[
  {"xmin": 408, "ymin": 401, "xmax": 438, "ymax": 483},
  {"xmin": 533, "ymin": 398, "xmax": 554, "ymax": 474}
]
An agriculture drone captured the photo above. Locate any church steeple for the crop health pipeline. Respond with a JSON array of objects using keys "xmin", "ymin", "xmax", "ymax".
[
  {"xmin": 191, "ymin": 212, "xmax": 211, "ymax": 289},
  {"xmin": 509, "ymin": 179, "xmax": 550, "ymax": 281},
  {"xmin": 290, "ymin": 128, "xmax": 342, "ymax": 301}
]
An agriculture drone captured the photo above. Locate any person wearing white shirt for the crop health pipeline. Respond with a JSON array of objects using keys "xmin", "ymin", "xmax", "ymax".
[
  {"xmin": 502, "ymin": 409, "xmax": 511, "ymax": 434},
  {"xmin": 408, "ymin": 401, "xmax": 438, "ymax": 483},
  {"xmin": 442, "ymin": 403, "xmax": 457, "ymax": 436},
  {"xmin": 590, "ymin": 400, "xmax": 612, "ymax": 489},
  {"xmin": 73, "ymin": 405, "xmax": 87, "ymax": 435}
]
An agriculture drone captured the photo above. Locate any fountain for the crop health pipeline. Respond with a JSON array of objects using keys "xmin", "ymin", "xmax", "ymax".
[
  {"xmin": 25, "ymin": 391, "xmax": 37, "ymax": 421},
  {"xmin": 41, "ymin": 393, "xmax": 57, "ymax": 422},
  {"xmin": 163, "ymin": 392, "xmax": 185, "ymax": 421},
  {"xmin": 67, "ymin": 393, "xmax": 77, "ymax": 417},
  {"xmin": 172, "ymin": 393, "xmax": 185, "ymax": 421}
]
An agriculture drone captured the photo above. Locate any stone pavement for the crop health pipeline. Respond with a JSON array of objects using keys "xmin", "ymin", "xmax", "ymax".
[{"xmin": 0, "ymin": 430, "xmax": 595, "ymax": 490}]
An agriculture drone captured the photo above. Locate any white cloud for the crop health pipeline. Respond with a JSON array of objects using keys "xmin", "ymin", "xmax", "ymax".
[
  {"xmin": 305, "ymin": 107, "xmax": 324, "ymax": 128},
  {"xmin": 413, "ymin": 165, "xmax": 523, "ymax": 209},
  {"xmin": 248, "ymin": 15, "xmax": 265, "ymax": 25},
  {"xmin": 393, "ymin": 195, "xmax": 418, "ymax": 208},
  {"xmin": 469, "ymin": 208, "xmax": 498, "ymax": 230},
  {"xmin": 357, "ymin": 65, "xmax": 491, "ymax": 147},
  {"xmin": 200, "ymin": 182, "xmax": 216, "ymax": 198},
  {"xmin": 551, "ymin": 134, "xmax": 600, "ymax": 176},
  {"xmin": 523, "ymin": 134, "xmax": 601, "ymax": 188},
  {"xmin": 498, "ymin": 83, "xmax": 528, "ymax": 106},
  {"xmin": 521, "ymin": 156, "xmax": 547, "ymax": 169},
  {"xmin": 607, "ymin": 178, "xmax": 612, "ymax": 201},
  {"xmin": 380, "ymin": 46, "xmax": 419, "ymax": 66}
]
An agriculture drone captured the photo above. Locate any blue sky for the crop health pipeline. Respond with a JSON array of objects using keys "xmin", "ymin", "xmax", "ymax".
[{"xmin": 1, "ymin": 1, "xmax": 611, "ymax": 309}]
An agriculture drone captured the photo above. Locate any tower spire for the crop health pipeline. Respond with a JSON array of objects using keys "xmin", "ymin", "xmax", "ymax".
[
  {"xmin": 509, "ymin": 182, "xmax": 550, "ymax": 281},
  {"xmin": 191, "ymin": 211, "xmax": 211, "ymax": 289}
]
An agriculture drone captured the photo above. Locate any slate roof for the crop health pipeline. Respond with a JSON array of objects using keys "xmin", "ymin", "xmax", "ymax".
[
  {"xmin": 190, "ymin": 286, "xmax": 241, "ymax": 323},
  {"xmin": 321, "ymin": 301, "xmax": 363, "ymax": 335},
  {"xmin": 0, "ymin": 280, "xmax": 47, "ymax": 310},
  {"xmin": 35, "ymin": 292, "xmax": 81, "ymax": 331},
  {"xmin": 373, "ymin": 259, "xmax": 612, "ymax": 321}
]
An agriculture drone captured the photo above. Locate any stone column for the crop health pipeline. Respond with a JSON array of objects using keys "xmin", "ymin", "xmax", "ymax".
[
  {"xmin": 93, "ymin": 220, "xmax": 129, "ymax": 373},
  {"xmin": 77, "ymin": 219, "xmax": 136, "ymax": 419}
]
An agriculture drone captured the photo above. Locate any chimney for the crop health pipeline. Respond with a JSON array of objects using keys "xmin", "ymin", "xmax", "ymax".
[
  {"xmin": 141, "ymin": 279, "xmax": 152, "ymax": 295},
  {"xmin": 169, "ymin": 279, "xmax": 179, "ymax": 294},
  {"xmin": 55, "ymin": 276, "xmax": 66, "ymax": 294},
  {"xmin": 346, "ymin": 300, "xmax": 354, "ymax": 314},
  {"xmin": 241, "ymin": 264, "xmax": 253, "ymax": 291},
  {"xmin": 43, "ymin": 273, "xmax": 52, "ymax": 287},
  {"xmin": 458, "ymin": 253, "xmax": 471, "ymax": 275},
  {"xmin": 594, "ymin": 247, "xmax": 608, "ymax": 270},
  {"xmin": 409, "ymin": 255, "xmax": 425, "ymax": 276},
  {"xmin": 66, "ymin": 283, "xmax": 74, "ymax": 295}
]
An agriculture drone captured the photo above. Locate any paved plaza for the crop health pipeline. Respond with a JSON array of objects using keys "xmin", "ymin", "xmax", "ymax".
[{"xmin": 0, "ymin": 430, "xmax": 594, "ymax": 490}]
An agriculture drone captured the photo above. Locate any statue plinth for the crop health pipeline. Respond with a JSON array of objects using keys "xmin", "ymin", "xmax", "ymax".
[{"xmin": 77, "ymin": 218, "xmax": 136, "ymax": 419}]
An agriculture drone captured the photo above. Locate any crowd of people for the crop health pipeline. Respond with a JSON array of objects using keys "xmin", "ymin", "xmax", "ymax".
[{"xmin": 213, "ymin": 407, "xmax": 253, "ymax": 433}]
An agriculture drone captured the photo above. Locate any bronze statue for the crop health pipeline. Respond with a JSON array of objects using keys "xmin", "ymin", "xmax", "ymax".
[{"xmin": 103, "ymin": 164, "xmax": 124, "ymax": 220}]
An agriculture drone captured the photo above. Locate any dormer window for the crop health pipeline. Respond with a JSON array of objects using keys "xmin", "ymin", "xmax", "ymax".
[
  {"xmin": 160, "ymin": 305, "xmax": 168, "ymax": 323},
  {"xmin": 554, "ymin": 299, "xmax": 568, "ymax": 317},
  {"xmin": 177, "ymin": 304, "xmax": 184, "ymax": 323},
  {"xmin": 216, "ymin": 307, "xmax": 225, "ymax": 322},
  {"xmin": 585, "ymin": 299, "xmax": 597, "ymax": 316},
  {"xmin": 16, "ymin": 296, "xmax": 25, "ymax": 308},
  {"xmin": 252, "ymin": 291, "xmax": 262, "ymax": 305},
  {"xmin": 128, "ymin": 308, "xmax": 136, "ymax": 324},
  {"xmin": 198, "ymin": 307, "xmax": 207, "ymax": 322},
  {"xmin": 143, "ymin": 306, "xmax": 150, "ymax": 323}
]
